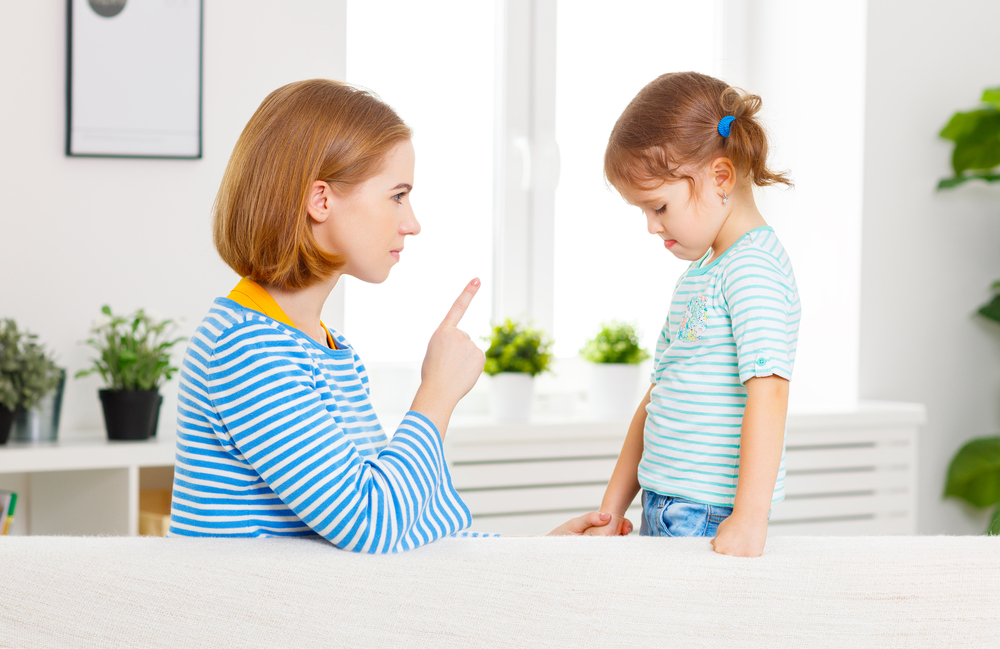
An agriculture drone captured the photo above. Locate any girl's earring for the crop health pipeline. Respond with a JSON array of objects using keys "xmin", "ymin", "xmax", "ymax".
[{"xmin": 722, "ymin": 189, "xmax": 729, "ymax": 205}]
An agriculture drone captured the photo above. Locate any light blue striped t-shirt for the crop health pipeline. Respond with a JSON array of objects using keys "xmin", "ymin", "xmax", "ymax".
[
  {"xmin": 639, "ymin": 226, "xmax": 800, "ymax": 507},
  {"xmin": 168, "ymin": 299, "xmax": 474, "ymax": 552}
]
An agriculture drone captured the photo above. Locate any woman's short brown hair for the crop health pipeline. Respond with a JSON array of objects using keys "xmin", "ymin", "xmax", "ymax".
[
  {"xmin": 605, "ymin": 71, "xmax": 791, "ymax": 193},
  {"xmin": 213, "ymin": 79, "xmax": 412, "ymax": 289}
]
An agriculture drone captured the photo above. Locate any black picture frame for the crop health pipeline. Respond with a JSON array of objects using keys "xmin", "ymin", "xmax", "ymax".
[{"xmin": 66, "ymin": 0, "xmax": 204, "ymax": 159}]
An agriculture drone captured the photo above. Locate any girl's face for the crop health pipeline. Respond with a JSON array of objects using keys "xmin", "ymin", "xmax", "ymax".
[
  {"xmin": 314, "ymin": 139, "xmax": 420, "ymax": 284},
  {"xmin": 617, "ymin": 165, "xmax": 728, "ymax": 262}
]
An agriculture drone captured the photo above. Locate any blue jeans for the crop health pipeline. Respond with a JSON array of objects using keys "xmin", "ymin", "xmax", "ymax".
[{"xmin": 639, "ymin": 490, "xmax": 733, "ymax": 537}]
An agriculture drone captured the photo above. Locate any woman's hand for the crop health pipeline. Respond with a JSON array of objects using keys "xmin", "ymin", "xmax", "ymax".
[
  {"xmin": 549, "ymin": 511, "xmax": 633, "ymax": 536},
  {"xmin": 411, "ymin": 279, "xmax": 486, "ymax": 437}
]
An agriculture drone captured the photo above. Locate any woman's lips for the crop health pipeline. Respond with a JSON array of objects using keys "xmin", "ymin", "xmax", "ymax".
[
  {"xmin": 664, "ymin": 239, "xmax": 677, "ymax": 249},
  {"xmin": 390, "ymin": 250, "xmax": 401, "ymax": 261}
]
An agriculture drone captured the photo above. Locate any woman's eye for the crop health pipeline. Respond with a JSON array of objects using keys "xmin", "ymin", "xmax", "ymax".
[
  {"xmin": 393, "ymin": 192, "xmax": 406, "ymax": 203},
  {"xmin": 655, "ymin": 205, "xmax": 666, "ymax": 215}
]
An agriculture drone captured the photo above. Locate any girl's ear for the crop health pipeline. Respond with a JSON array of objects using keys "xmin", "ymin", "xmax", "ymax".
[
  {"xmin": 306, "ymin": 180, "xmax": 333, "ymax": 224},
  {"xmin": 709, "ymin": 157, "xmax": 737, "ymax": 195}
]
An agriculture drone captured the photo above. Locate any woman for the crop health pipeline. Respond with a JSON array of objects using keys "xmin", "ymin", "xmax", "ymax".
[{"xmin": 168, "ymin": 79, "xmax": 625, "ymax": 551}]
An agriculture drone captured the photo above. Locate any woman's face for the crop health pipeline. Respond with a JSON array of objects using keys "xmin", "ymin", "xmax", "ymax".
[{"xmin": 315, "ymin": 139, "xmax": 420, "ymax": 283}]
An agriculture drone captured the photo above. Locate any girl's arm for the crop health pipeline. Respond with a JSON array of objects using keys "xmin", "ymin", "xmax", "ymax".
[
  {"xmin": 584, "ymin": 384, "xmax": 653, "ymax": 535},
  {"xmin": 711, "ymin": 374, "xmax": 789, "ymax": 557}
]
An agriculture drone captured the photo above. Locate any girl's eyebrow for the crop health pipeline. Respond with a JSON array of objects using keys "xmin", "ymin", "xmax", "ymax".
[{"xmin": 390, "ymin": 183, "xmax": 413, "ymax": 192}]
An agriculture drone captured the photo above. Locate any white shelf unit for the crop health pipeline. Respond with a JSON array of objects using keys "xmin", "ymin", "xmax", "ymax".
[
  {"xmin": 0, "ymin": 434, "xmax": 176, "ymax": 536},
  {"xmin": 445, "ymin": 402, "xmax": 924, "ymax": 536},
  {"xmin": 0, "ymin": 401, "xmax": 923, "ymax": 537}
]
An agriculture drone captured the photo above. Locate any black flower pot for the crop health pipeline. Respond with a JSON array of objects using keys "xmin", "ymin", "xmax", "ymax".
[
  {"xmin": 0, "ymin": 406, "xmax": 13, "ymax": 445},
  {"xmin": 99, "ymin": 389, "xmax": 160, "ymax": 441}
]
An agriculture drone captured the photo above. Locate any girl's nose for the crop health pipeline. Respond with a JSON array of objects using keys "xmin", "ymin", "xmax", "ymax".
[{"xmin": 646, "ymin": 212, "xmax": 663, "ymax": 235}]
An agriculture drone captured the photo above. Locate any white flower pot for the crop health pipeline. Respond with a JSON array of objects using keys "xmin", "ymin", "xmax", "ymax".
[
  {"xmin": 588, "ymin": 363, "xmax": 642, "ymax": 420},
  {"xmin": 490, "ymin": 373, "xmax": 534, "ymax": 423}
]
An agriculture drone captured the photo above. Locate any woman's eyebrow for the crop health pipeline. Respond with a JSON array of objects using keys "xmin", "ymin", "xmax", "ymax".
[{"xmin": 390, "ymin": 183, "xmax": 413, "ymax": 192}]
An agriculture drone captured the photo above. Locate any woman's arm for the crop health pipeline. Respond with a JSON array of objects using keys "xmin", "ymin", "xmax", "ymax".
[
  {"xmin": 710, "ymin": 375, "xmax": 788, "ymax": 557},
  {"xmin": 583, "ymin": 384, "xmax": 653, "ymax": 536}
]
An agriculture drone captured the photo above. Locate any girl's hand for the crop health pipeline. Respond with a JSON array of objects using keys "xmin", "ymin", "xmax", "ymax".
[
  {"xmin": 549, "ymin": 511, "xmax": 633, "ymax": 536},
  {"xmin": 411, "ymin": 279, "xmax": 486, "ymax": 435},
  {"xmin": 710, "ymin": 512, "xmax": 768, "ymax": 557}
]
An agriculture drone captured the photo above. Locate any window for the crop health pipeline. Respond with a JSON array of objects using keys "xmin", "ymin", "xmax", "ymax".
[
  {"xmin": 344, "ymin": 1, "xmax": 495, "ymax": 364},
  {"xmin": 552, "ymin": 1, "xmax": 719, "ymax": 357}
]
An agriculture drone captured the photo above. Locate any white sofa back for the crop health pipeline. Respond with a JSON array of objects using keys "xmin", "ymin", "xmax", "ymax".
[{"xmin": 1, "ymin": 535, "xmax": 997, "ymax": 647}]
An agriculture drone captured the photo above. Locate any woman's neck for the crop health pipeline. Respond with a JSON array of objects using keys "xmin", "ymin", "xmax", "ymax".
[{"xmin": 261, "ymin": 275, "xmax": 340, "ymax": 347}]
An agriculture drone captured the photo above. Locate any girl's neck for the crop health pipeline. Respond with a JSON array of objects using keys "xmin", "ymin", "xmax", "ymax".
[
  {"xmin": 261, "ymin": 274, "xmax": 340, "ymax": 347},
  {"xmin": 707, "ymin": 190, "xmax": 767, "ymax": 264}
]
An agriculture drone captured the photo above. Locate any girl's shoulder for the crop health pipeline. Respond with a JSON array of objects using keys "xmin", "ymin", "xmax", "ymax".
[{"xmin": 720, "ymin": 227, "xmax": 794, "ymax": 277}]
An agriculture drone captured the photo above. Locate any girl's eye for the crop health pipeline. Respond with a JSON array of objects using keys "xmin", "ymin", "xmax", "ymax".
[
  {"xmin": 393, "ymin": 192, "xmax": 407, "ymax": 203},
  {"xmin": 655, "ymin": 205, "xmax": 666, "ymax": 215}
]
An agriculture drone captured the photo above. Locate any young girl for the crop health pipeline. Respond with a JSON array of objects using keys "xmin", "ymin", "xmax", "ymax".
[{"xmin": 585, "ymin": 72, "xmax": 799, "ymax": 557}]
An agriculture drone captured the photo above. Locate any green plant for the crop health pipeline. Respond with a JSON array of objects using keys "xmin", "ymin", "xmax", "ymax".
[
  {"xmin": 579, "ymin": 320, "xmax": 650, "ymax": 364},
  {"xmin": 938, "ymin": 86, "xmax": 1000, "ymax": 189},
  {"xmin": 939, "ymin": 86, "xmax": 1000, "ymax": 534},
  {"xmin": 0, "ymin": 319, "xmax": 62, "ymax": 412},
  {"xmin": 76, "ymin": 306, "xmax": 185, "ymax": 391},
  {"xmin": 482, "ymin": 319, "xmax": 552, "ymax": 377}
]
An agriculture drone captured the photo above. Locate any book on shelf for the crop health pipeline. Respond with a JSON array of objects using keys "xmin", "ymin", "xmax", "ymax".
[{"xmin": 0, "ymin": 490, "xmax": 16, "ymax": 535}]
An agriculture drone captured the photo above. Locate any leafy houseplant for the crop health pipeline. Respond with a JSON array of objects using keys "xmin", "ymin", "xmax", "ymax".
[
  {"xmin": 0, "ymin": 319, "xmax": 63, "ymax": 444},
  {"xmin": 580, "ymin": 321, "xmax": 650, "ymax": 365},
  {"xmin": 482, "ymin": 319, "xmax": 553, "ymax": 422},
  {"xmin": 580, "ymin": 321, "xmax": 650, "ymax": 420},
  {"xmin": 938, "ymin": 86, "xmax": 1000, "ymax": 534},
  {"xmin": 76, "ymin": 306, "xmax": 184, "ymax": 440}
]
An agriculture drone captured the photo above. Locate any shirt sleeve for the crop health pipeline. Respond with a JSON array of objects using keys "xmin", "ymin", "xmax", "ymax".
[
  {"xmin": 209, "ymin": 325, "xmax": 472, "ymax": 553},
  {"xmin": 649, "ymin": 316, "xmax": 671, "ymax": 384},
  {"xmin": 720, "ymin": 249, "xmax": 798, "ymax": 385}
]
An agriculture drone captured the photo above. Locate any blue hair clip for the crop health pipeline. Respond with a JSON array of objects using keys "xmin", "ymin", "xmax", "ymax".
[{"xmin": 718, "ymin": 116, "xmax": 735, "ymax": 137}]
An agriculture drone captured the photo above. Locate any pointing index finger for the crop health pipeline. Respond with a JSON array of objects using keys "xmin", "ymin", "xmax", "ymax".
[{"xmin": 441, "ymin": 278, "xmax": 480, "ymax": 328}]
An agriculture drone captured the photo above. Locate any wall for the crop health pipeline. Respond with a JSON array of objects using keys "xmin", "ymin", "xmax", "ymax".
[
  {"xmin": 721, "ymin": 0, "xmax": 868, "ymax": 412},
  {"xmin": 860, "ymin": 0, "xmax": 1000, "ymax": 534},
  {"xmin": 0, "ymin": 0, "xmax": 347, "ymax": 435}
]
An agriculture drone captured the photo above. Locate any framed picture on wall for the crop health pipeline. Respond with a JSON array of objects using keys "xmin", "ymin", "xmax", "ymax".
[{"xmin": 66, "ymin": 0, "xmax": 203, "ymax": 158}]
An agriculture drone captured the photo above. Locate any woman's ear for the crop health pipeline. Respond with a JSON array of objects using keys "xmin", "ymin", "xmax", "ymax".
[
  {"xmin": 709, "ymin": 157, "xmax": 737, "ymax": 195},
  {"xmin": 306, "ymin": 180, "xmax": 333, "ymax": 224}
]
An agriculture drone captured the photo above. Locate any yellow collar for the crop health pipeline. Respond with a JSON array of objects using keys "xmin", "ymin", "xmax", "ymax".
[{"xmin": 227, "ymin": 278, "xmax": 336, "ymax": 349}]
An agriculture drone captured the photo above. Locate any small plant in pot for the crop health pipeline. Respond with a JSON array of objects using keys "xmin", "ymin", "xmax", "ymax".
[
  {"xmin": 580, "ymin": 321, "xmax": 650, "ymax": 420},
  {"xmin": 76, "ymin": 306, "xmax": 184, "ymax": 441},
  {"xmin": 0, "ymin": 319, "xmax": 63, "ymax": 445},
  {"xmin": 482, "ymin": 319, "xmax": 552, "ymax": 423}
]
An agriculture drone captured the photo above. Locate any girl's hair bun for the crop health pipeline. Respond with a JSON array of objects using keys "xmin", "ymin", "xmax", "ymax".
[{"xmin": 605, "ymin": 71, "xmax": 791, "ymax": 191}]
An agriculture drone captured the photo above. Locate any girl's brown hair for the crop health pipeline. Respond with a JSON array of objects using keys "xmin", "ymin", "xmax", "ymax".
[
  {"xmin": 213, "ymin": 79, "xmax": 412, "ymax": 290},
  {"xmin": 604, "ymin": 71, "xmax": 791, "ymax": 193}
]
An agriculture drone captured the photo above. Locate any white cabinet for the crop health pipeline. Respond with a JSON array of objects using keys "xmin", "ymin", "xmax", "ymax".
[
  {"xmin": 445, "ymin": 402, "xmax": 924, "ymax": 536},
  {"xmin": 0, "ymin": 435, "xmax": 175, "ymax": 536},
  {"xmin": 0, "ymin": 402, "xmax": 923, "ymax": 537}
]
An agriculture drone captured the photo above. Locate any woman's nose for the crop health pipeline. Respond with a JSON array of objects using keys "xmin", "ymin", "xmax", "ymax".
[{"xmin": 401, "ymin": 210, "xmax": 421, "ymax": 236}]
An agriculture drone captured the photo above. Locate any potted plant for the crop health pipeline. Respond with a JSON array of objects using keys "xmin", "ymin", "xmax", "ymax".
[
  {"xmin": 0, "ymin": 319, "xmax": 63, "ymax": 445},
  {"xmin": 76, "ymin": 306, "xmax": 184, "ymax": 441},
  {"xmin": 580, "ymin": 321, "xmax": 650, "ymax": 420},
  {"xmin": 482, "ymin": 319, "xmax": 553, "ymax": 422},
  {"xmin": 938, "ymin": 86, "xmax": 1000, "ymax": 534}
]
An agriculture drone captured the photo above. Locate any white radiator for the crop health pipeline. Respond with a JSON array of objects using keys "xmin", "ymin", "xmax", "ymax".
[{"xmin": 445, "ymin": 402, "xmax": 923, "ymax": 536}]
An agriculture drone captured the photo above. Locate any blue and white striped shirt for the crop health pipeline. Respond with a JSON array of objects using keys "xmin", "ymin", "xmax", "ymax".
[
  {"xmin": 168, "ymin": 298, "xmax": 473, "ymax": 552},
  {"xmin": 640, "ymin": 226, "xmax": 800, "ymax": 507}
]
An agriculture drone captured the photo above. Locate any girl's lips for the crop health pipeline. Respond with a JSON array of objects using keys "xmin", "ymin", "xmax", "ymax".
[
  {"xmin": 390, "ymin": 250, "xmax": 401, "ymax": 261},
  {"xmin": 664, "ymin": 239, "xmax": 677, "ymax": 249}
]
